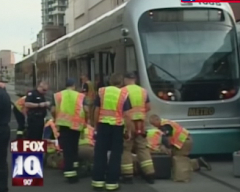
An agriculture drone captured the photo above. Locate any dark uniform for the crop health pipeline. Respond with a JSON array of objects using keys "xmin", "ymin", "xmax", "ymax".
[
  {"xmin": 25, "ymin": 90, "xmax": 47, "ymax": 140},
  {"xmin": 13, "ymin": 106, "xmax": 25, "ymax": 138},
  {"xmin": 92, "ymin": 87, "xmax": 132, "ymax": 190},
  {"xmin": 0, "ymin": 87, "xmax": 11, "ymax": 192}
]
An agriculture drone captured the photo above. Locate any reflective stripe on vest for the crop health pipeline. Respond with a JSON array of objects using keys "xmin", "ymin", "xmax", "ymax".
[
  {"xmin": 146, "ymin": 128, "xmax": 162, "ymax": 151},
  {"xmin": 85, "ymin": 80, "xmax": 95, "ymax": 104},
  {"xmin": 15, "ymin": 96, "xmax": 26, "ymax": 114},
  {"xmin": 98, "ymin": 86, "xmax": 128, "ymax": 126},
  {"xmin": 122, "ymin": 85, "xmax": 147, "ymax": 120},
  {"xmin": 79, "ymin": 125, "xmax": 94, "ymax": 146},
  {"xmin": 44, "ymin": 119, "xmax": 59, "ymax": 139},
  {"xmin": 54, "ymin": 90, "xmax": 86, "ymax": 131},
  {"xmin": 161, "ymin": 119, "xmax": 189, "ymax": 149}
]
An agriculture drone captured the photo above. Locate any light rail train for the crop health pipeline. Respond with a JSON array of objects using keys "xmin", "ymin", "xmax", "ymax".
[{"xmin": 15, "ymin": 0, "xmax": 240, "ymax": 154}]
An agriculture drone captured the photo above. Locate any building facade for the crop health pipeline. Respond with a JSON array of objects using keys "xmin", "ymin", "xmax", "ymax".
[
  {"xmin": 230, "ymin": 3, "xmax": 240, "ymax": 21},
  {"xmin": 65, "ymin": 0, "xmax": 128, "ymax": 34},
  {"xmin": 0, "ymin": 50, "xmax": 15, "ymax": 81},
  {"xmin": 37, "ymin": 0, "xmax": 68, "ymax": 49}
]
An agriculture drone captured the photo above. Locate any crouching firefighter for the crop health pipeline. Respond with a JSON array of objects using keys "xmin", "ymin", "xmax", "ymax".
[
  {"xmin": 43, "ymin": 118, "xmax": 63, "ymax": 169},
  {"xmin": 13, "ymin": 96, "xmax": 26, "ymax": 139},
  {"xmin": 149, "ymin": 114, "xmax": 212, "ymax": 171},
  {"xmin": 121, "ymin": 72, "xmax": 155, "ymax": 184}
]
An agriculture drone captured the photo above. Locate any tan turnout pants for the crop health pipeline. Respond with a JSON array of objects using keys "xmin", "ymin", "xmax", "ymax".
[
  {"xmin": 172, "ymin": 136, "xmax": 199, "ymax": 171},
  {"xmin": 121, "ymin": 135, "xmax": 155, "ymax": 176}
]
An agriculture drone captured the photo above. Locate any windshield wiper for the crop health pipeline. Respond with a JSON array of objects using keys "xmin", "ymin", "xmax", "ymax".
[{"xmin": 149, "ymin": 61, "xmax": 182, "ymax": 84}]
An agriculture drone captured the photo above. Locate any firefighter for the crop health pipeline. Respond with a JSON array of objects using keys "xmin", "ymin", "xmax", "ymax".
[
  {"xmin": 78, "ymin": 124, "xmax": 94, "ymax": 178},
  {"xmin": 121, "ymin": 72, "xmax": 155, "ymax": 184},
  {"xmin": 149, "ymin": 114, "xmax": 212, "ymax": 171},
  {"xmin": 43, "ymin": 118, "xmax": 62, "ymax": 169},
  {"xmin": 81, "ymin": 74, "xmax": 95, "ymax": 125},
  {"xmin": 51, "ymin": 78, "xmax": 88, "ymax": 184},
  {"xmin": 92, "ymin": 73, "xmax": 132, "ymax": 191},
  {"xmin": 13, "ymin": 96, "xmax": 26, "ymax": 139},
  {"xmin": 146, "ymin": 128, "xmax": 163, "ymax": 153}
]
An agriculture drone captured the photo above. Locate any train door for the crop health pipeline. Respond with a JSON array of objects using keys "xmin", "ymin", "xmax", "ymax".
[
  {"xmin": 99, "ymin": 51, "xmax": 115, "ymax": 85},
  {"xmin": 57, "ymin": 59, "xmax": 68, "ymax": 90},
  {"xmin": 87, "ymin": 54, "xmax": 95, "ymax": 82},
  {"xmin": 78, "ymin": 56, "xmax": 88, "ymax": 90},
  {"xmin": 50, "ymin": 62, "xmax": 57, "ymax": 92},
  {"xmin": 69, "ymin": 59, "xmax": 79, "ymax": 87},
  {"xmin": 124, "ymin": 39, "xmax": 139, "ymax": 84}
]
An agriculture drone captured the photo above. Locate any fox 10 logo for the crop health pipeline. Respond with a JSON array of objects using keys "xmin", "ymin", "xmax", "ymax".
[{"xmin": 11, "ymin": 140, "xmax": 47, "ymax": 186}]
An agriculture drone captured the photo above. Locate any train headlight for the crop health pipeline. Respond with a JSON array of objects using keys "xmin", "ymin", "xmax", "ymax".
[
  {"xmin": 219, "ymin": 89, "xmax": 237, "ymax": 100},
  {"xmin": 158, "ymin": 91, "xmax": 175, "ymax": 101}
]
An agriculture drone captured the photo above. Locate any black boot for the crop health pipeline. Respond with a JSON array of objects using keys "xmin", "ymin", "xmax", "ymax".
[
  {"xmin": 121, "ymin": 176, "xmax": 133, "ymax": 184},
  {"xmin": 198, "ymin": 157, "xmax": 211, "ymax": 171},
  {"xmin": 0, "ymin": 169, "xmax": 8, "ymax": 192},
  {"xmin": 143, "ymin": 174, "xmax": 155, "ymax": 184}
]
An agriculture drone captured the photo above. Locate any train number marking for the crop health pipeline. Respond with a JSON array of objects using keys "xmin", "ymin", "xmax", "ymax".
[
  {"xmin": 198, "ymin": 3, "xmax": 221, "ymax": 6},
  {"xmin": 188, "ymin": 107, "xmax": 215, "ymax": 116}
]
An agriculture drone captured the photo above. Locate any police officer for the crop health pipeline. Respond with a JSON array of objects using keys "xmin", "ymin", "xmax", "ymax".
[
  {"xmin": 92, "ymin": 73, "xmax": 132, "ymax": 191},
  {"xmin": 51, "ymin": 78, "xmax": 88, "ymax": 184},
  {"xmin": 25, "ymin": 81, "xmax": 50, "ymax": 140},
  {"xmin": 121, "ymin": 72, "xmax": 155, "ymax": 184},
  {"xmin": 0, "ymin": 83, "xmax": 11, "ymax": 192},
  {"xmin": 13, "ymin": 96, "xmax": 26, "ymax": 139}
]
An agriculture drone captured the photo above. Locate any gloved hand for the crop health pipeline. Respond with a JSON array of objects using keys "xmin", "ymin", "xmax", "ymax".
[{"xmin": 161, "ymin": 135, "xmax": 171, "ymax": 148}]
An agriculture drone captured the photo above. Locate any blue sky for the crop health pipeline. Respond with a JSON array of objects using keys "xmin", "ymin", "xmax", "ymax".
[{"xmin": 0, "ymin": 0, "xmax": 41, "ymax": 62}]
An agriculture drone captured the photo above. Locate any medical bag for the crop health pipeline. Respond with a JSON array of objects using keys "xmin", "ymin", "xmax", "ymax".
[{"xmin": 151, "ymin": 153, "xmax": 172, "ymax": 179}]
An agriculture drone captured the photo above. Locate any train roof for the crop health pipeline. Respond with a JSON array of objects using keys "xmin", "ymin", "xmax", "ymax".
[
  {"xmin": 15, "ymin": 1, "xmax": 128, "ymax": 65},
  {"xmin": 15, "ymin": 0, "xmax": 234, "ymax": 65}
]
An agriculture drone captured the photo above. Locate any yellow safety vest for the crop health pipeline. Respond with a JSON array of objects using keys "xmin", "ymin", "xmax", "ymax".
[
  {"xmin": 161, "ymin": 119, "xmax": 189, "ymax": 149},
  {"xmin": 54, "ymin": 89, "xmax": 86, "ymax": 131},
  {"xmin": 15, "ymin": 96, "xmax": 26, "ymax": 114},
  {"xmin": 146, "ymin": 128, "xmax": 162, "ymax": 151},
  {"xmin": 98, "ymin": 86, "xmax": 128, "ymax": 126},
  {"xmin": 79, "ymin": 125, "xmax": 94, "ymax": 146},
  {"xmin": 122, "ymin": 84, "xmax": 147, "ymax": 120}
]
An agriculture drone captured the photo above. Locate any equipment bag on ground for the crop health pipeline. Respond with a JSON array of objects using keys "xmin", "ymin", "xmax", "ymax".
[
  {"xmin": 233, "ymin": 151, "xmax": 240, "ymax": 177},
  {"xmin": 172, "ymin": 156, "xmax": 192, "ymax": 182},
  {"xmin": 151, "ymin": 153, "xmax": 172, "ymax": 179}
]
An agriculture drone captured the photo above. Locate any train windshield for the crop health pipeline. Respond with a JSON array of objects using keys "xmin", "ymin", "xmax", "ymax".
[{"xmin": 138, "ymin": 8, "xmax": 240, "ymax": 102}]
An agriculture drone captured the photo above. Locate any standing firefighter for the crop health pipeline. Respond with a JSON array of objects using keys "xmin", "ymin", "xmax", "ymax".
[
  {"xmin": 121, "ymin": 72, "xmax": 155, "ymax": 184},
  {"xmin": 92, "ymin": 73, "xmax": 132, "ymax": 191},
  {"xmin": 51, "ymin": 79, "xmax": 88, "ymax": 184},
  {"xmin": 13, "ymin": 96, "xmax": 26, "ymax": 139}
]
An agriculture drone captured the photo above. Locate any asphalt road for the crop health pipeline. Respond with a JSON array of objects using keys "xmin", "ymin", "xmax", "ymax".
[{"xmin": 5, "ymin": 83, "xmax": 240, "ymax": 192}]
